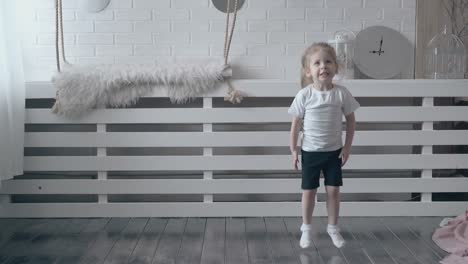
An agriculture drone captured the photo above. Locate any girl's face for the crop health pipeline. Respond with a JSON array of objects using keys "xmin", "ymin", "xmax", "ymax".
[{"xmin": 305, "ymin": 49, "xmax": 337, "ymax": 84}]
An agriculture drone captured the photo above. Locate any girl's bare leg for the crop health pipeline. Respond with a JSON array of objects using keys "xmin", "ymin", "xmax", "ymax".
[
  {"xmin": 325, "ymin": 186, "xmax": 340, "ymax": 225},
  {"xmin": 302, "ymin": 189, "xmax": 317, "ymax": 224}
]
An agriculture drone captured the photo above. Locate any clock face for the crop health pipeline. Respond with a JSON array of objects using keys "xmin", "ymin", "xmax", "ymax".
[{"xmin": 354, "ymin": 26, "xmax": 411, "ymax": 79}]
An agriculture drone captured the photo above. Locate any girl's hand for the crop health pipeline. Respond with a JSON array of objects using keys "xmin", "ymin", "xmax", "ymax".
[
  {"xmin": 292, "ymin": 150, "xmax": 299, "ymax": 170},
  {"xmin": 339, "ymin": 148, "xmax": 350, "ymax": 166}
]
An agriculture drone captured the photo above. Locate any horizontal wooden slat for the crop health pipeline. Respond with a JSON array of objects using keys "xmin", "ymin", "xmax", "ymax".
[
  {"xmin": 1, "ymin": 202, "xmax": 466, "ymax": 217},
  {"xmin": 26, "ymin": 79, "xmax": 468, "ymax": 98},
  {"xmin": 23, "ymin": 154, "xmax": 468, "ymax": 171},
  {"xmin": 24, "ymin": 130, "xmax": 468, "ymax": 147},
  {"xmin": 25, "ymin": 106, "xmax": 468, "ymax": 124},
  {"xmin": 1, "ymin": 178, "xmax": 467, "ymax": 194}
]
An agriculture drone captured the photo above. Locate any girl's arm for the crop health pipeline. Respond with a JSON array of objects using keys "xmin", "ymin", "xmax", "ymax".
[
  {"xmin": 290, "ymin": 116, "xmax": 302, "ymax": 170},
  {"xmin": 290, "ymin": 116, "xmax": 302, "ymax": 153},
  {"xmin": 341, "ymin": 112, "xmax": 356, "ymax": 166},
  {"xmin": 344, "ymin": 112, "xmax": 356, "ymax": 149}
]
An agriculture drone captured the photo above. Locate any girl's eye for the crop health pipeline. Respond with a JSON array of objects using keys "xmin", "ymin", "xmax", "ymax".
[{"xmin": 314, "ymin": 62, "xmax": 319, "ymax": 65}]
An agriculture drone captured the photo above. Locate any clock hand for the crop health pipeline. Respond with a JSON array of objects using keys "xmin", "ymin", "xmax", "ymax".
[
  {"xmin": 369, "ymin": 36, "xmax": 385, "ymax": 55},
  {"xmin": 378, "ymin": 36, "xmax": 383, "ymax": 55}
]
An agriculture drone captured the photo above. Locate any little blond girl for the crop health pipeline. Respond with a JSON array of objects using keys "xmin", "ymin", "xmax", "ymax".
[{"xmin": 288, "ymin": 42, "xmax": 360, "ymax": 249}]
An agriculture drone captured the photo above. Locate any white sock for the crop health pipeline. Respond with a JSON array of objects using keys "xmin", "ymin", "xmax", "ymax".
[
  {"xmin": 300, "ymin": 223, "xmax": 312, "ymax": 248},
  {"xmin": 327, "ymin": 224, "xmax": 345, "ymax": 248}
]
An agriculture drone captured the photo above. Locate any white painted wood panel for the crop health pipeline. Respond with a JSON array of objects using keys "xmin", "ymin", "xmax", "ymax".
[
  {"xmin": 24, "ymin": 130, "xmax": 468, "ymax": 147},
  {"xmin": 1, "ymin": 178, "xmax": 467, "ymax": 194},
  {"xmin": 26, "ymin": 80, "xmax": 468, "ymax": 98},
  {"xmin": 23, "ymin": 154, "xmax": 468, "ymax": 171},
  {"xmin": 24, "ymin": 107, "xmax": 468, "ymax": 124}
]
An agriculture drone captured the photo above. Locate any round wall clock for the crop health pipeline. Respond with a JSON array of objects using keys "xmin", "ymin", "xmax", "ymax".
[{"xmin": 353, "ymin": 26, "xmax": 412, "ymax": 79}]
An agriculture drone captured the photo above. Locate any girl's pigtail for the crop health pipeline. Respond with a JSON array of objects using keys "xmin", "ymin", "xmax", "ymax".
[{"xmin": 300, "ymin": 67, "xmax": 313, "ymax": 88}]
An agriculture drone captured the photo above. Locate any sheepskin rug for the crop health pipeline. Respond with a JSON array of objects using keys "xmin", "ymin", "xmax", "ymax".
[{"xmin": 52, "ymin": 60, "xmax": 228, "ymax": 117}]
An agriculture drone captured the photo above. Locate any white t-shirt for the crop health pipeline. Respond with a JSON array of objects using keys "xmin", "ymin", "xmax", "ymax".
[{"xmin": 288, "ymin": 84, "xmax": 360, "ymax": 152}]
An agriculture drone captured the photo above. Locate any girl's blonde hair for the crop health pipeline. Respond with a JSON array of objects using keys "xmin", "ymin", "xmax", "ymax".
[{"xmin": 300, "ymin": 42, "xmax": 338, "ymax": 88}]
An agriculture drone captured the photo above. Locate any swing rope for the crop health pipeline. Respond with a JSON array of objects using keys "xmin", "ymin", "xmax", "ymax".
[
  {"xmin": 224, "ymin": 0, "xmax": 238, "ymax": 66},
  {"xmin": 54, "ymin": 0, "xmax": 69, "ymax": 72},
  {"xmin": 52, "ymin": 0, "xmax": 69, "ymax": 113},
  {"xmin": 222, "ymin": 0, "xmax": 243, "ymax": 104}
]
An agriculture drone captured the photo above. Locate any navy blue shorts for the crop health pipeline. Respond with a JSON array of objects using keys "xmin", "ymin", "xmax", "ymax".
[{"xmin": 301, "ymin": 148, "xmax": 343, "ymax": 190}]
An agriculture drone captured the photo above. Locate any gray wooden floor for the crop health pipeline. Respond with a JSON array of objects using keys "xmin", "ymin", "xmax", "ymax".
[{"xmin": 0, "ymin": 217, "xmax": 447, "ymax": 264}]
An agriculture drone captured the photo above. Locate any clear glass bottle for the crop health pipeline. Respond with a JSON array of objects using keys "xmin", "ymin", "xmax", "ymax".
[
  {"xmin": 328, "ymin": 29, "xmax": 356, "ymax": 80},
  {"xmin": 425, "ymin": 25, "xmax": 466, "ymax": 79}
]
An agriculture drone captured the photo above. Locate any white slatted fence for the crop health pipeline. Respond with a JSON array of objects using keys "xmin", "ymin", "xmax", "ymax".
[{"xmin": 0, "ymin": 79, "xmax": 467, "ymax": 217}]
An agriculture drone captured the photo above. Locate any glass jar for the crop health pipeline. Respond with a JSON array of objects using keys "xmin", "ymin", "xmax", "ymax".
[
  {"xmin": 425, "ymin": 25, "xmax": 466, "ymax": 79},
  {"xmin": 328, "ymin": 29, "xmax": 356, "ymax": 80}
]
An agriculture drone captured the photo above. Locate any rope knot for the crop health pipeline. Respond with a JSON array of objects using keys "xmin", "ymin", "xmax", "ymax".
[{"xmin": 224, "ymin": 80, "xmax": 244, "ymax": 104}]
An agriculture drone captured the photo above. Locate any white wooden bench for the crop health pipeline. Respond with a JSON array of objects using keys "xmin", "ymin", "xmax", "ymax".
[{"xmin": 1, "ymin": 79, "xmax": 467, "ymax": 217}]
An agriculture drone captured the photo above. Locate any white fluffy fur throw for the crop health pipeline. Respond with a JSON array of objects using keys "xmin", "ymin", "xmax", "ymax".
[{"xmin": 52, "ymin": 60, "xmax": 231, "ymax": 117}]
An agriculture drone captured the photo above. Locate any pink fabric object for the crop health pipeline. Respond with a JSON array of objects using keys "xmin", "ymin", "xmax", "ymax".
[
  {"xmin": 433, "ymin": 211, "xmax": 468, "ymax": 264},
  {"xmin": 440, "ymin": 253, "xmax": 468, "ymax": 264}
]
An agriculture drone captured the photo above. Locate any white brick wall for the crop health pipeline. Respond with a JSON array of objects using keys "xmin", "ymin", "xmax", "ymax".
[{"xmin": 20, "ymin": 0, "xmax": 416, "ymax": 81}]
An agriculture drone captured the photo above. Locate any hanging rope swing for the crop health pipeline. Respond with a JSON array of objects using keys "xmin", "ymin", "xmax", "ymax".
[
  {"xmin": 222, "ymin": 0, "xmax": 243, "ymax": 104},
  {"xmin": 51, "ymin": 0, "xmax": 243, "ymax": 117}
]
